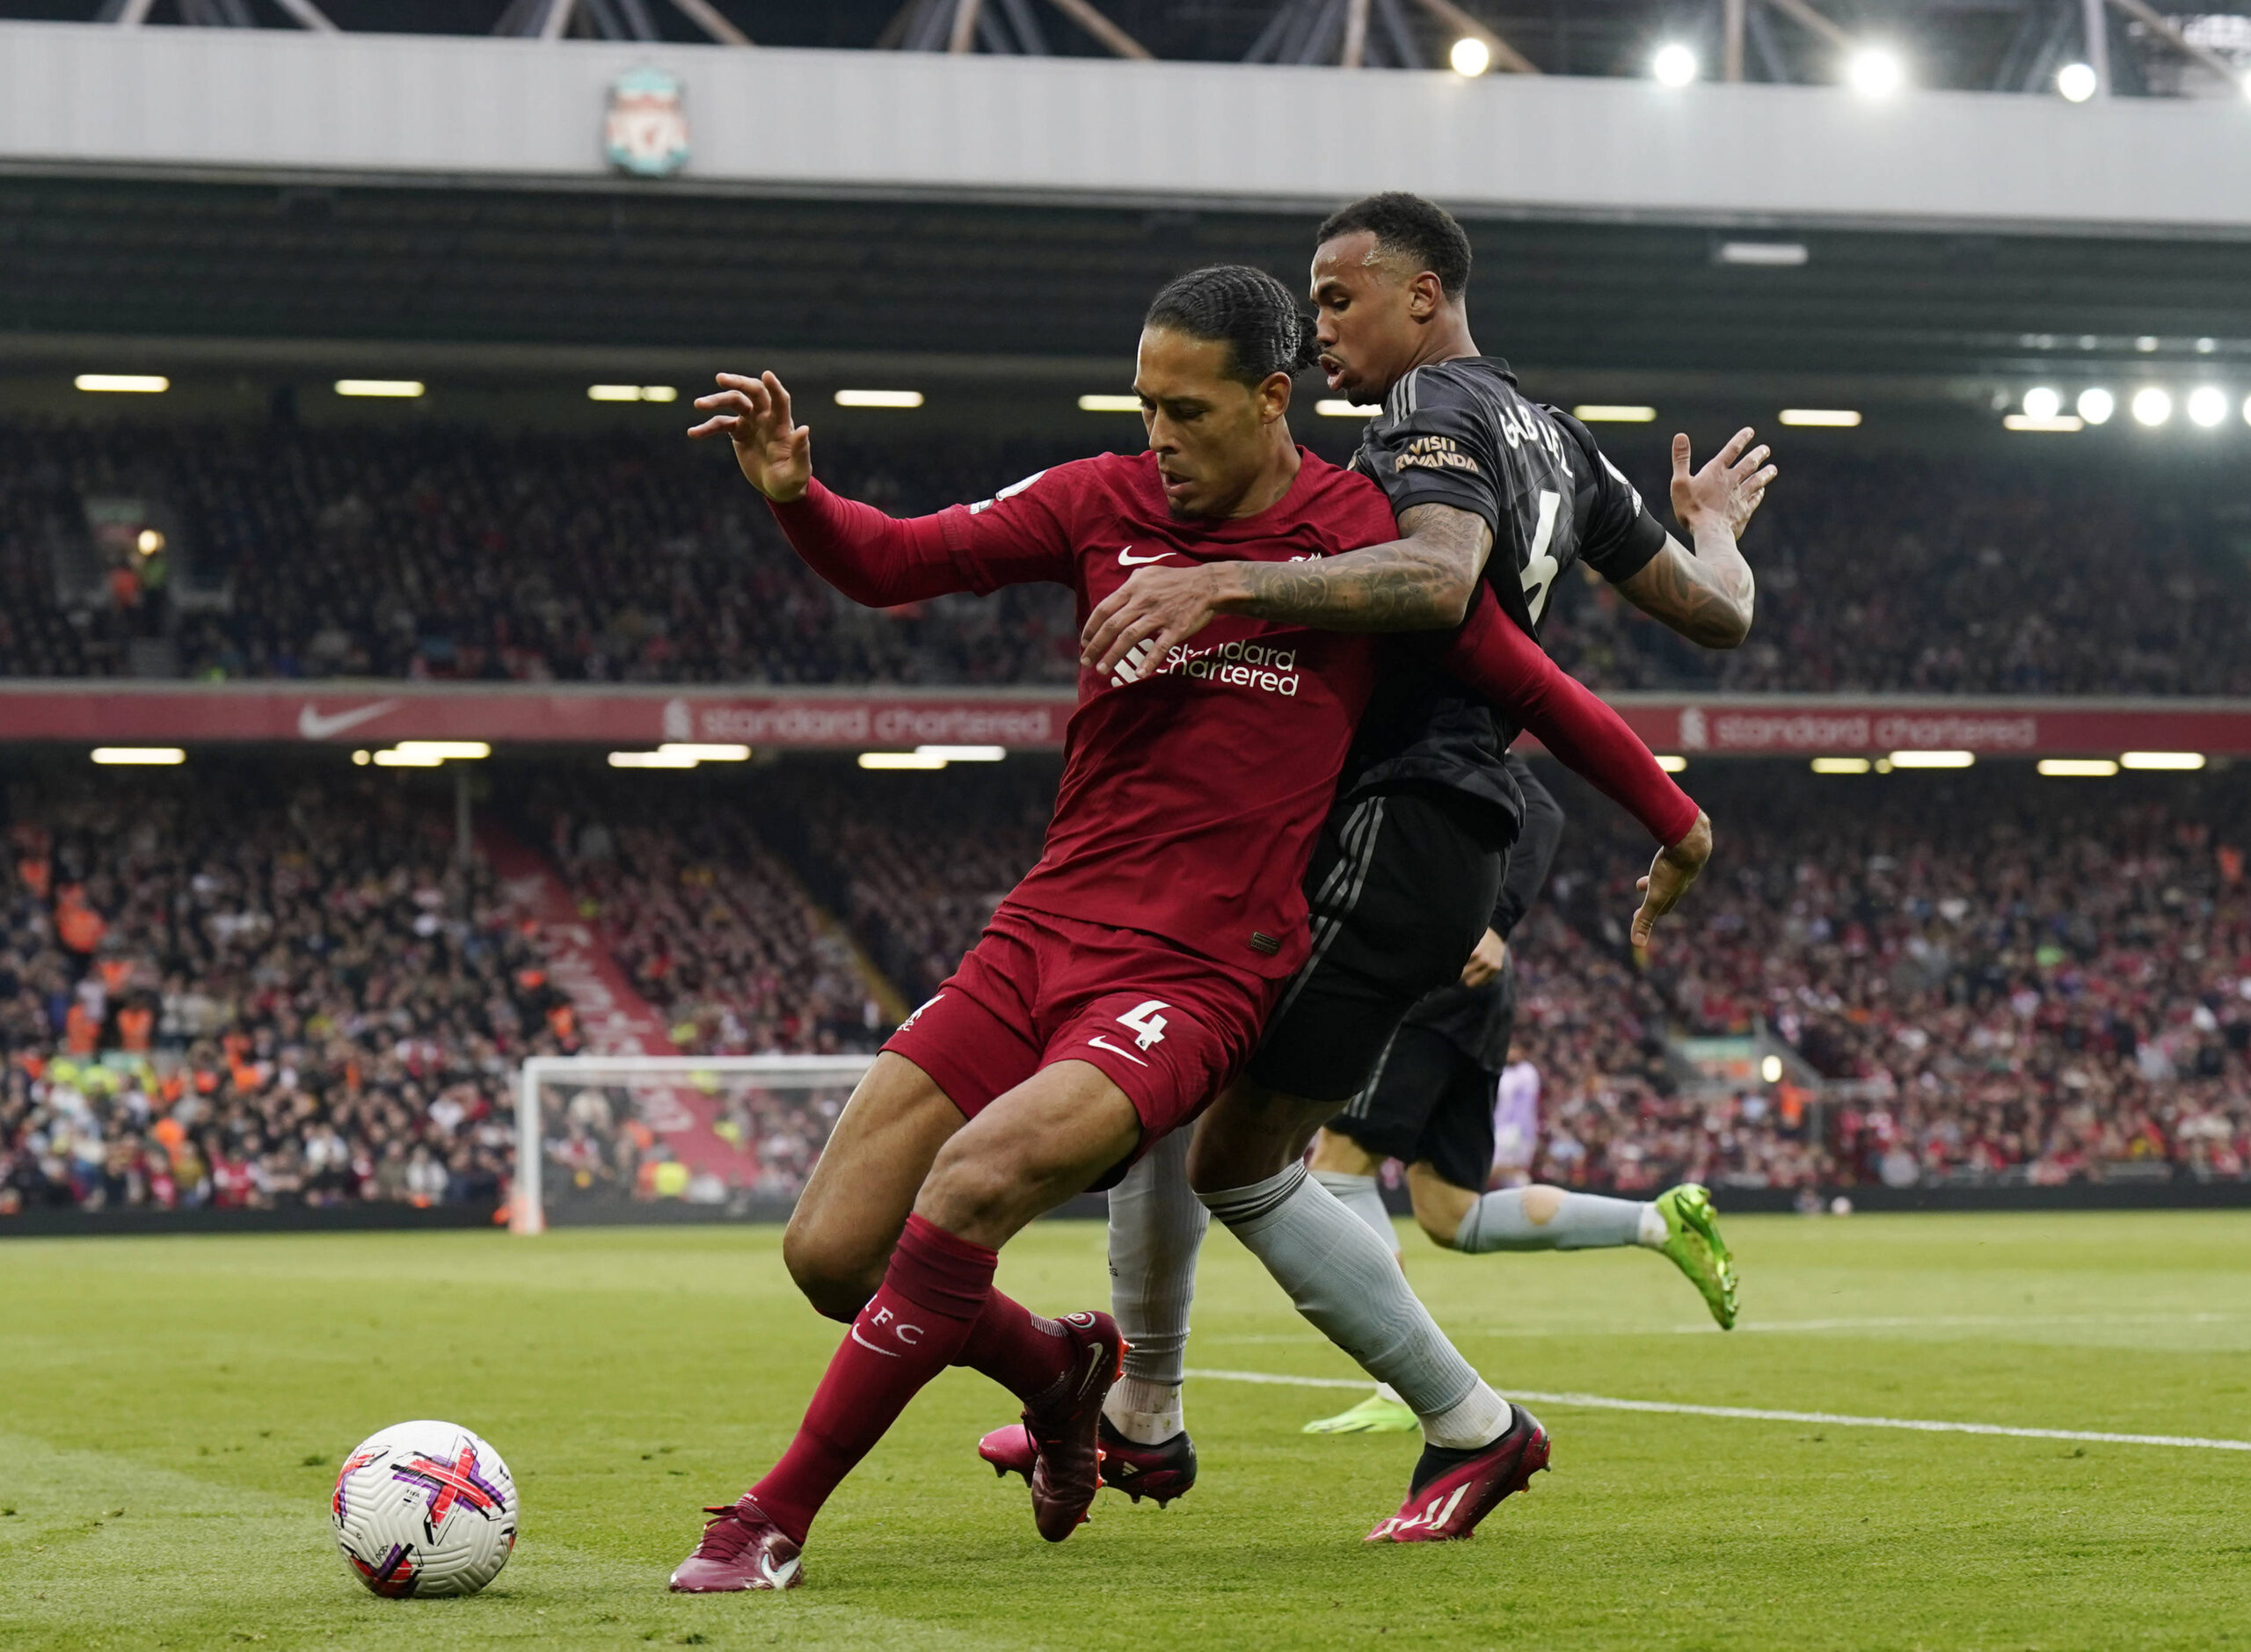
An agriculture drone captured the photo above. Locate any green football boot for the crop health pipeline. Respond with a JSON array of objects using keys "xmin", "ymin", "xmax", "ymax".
[
  {"xmin": 1654, "ymin": 1183, "xmax": 1739, "ymax": 1329},
  {"xmin": 1302, "ymin": 1391, "xmax": 1419, "ymax": 1435}
]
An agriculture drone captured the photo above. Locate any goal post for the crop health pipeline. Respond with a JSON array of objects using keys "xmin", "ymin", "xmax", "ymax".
[{"xmin": 511, "ymin": 1053, "xmax": 876, "ymax": 1234}]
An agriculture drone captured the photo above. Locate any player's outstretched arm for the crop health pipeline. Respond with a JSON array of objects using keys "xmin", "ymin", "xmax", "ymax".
[
  {"xmin": 688, "ymin": 370, "xmax": 1067, "ymax": 609},
  {"xmin": 1441, "ymin": 585, "xmax": 1712, "ymax": 943},
  {"xmin": 1614, "ymin": 428, "xmax": 1771, "ymax": 649},
  {"xmin": 1080, "ymin": 503, "xmax": 1489, "ymax": 677}
]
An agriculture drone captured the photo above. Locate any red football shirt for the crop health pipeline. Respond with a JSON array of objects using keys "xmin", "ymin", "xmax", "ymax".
[
  {"xmin": 772, "ymin": 445, "xmax": 1697, "ymax": 978},
  {"xmin": 930, "ymin": 448, "xmax": 1395, "ymax": 979}
]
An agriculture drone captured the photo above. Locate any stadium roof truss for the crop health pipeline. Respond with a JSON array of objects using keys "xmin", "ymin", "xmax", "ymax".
[{"xmin": 35, "ymin": 0, "xmax": 2251, "ymax": 98}]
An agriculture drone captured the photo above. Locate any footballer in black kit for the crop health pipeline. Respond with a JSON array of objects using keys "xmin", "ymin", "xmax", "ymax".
[
  {"xmin": 1245, "ymin": 356, "xmax": 1672, "ymax": 1103},
  {"xmin": 1323, "ymin": 752, "xmax": 1563, "ymax": 1188}
]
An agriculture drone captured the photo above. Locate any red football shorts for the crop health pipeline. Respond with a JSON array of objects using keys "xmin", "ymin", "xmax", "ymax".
[{"xmin": 883, "ymin": 899, "xmax": 1277, "ymax": 1148}]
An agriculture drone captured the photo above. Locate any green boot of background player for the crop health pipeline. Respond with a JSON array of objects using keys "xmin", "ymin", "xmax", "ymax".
[
  {"xmin": 1302, "ymin": 1387, "xmax": 1419, "ymax": 1434},
  {"xmin": 1655, "ymin": 1183, "xmax": 1739, "ymax": 1329}
]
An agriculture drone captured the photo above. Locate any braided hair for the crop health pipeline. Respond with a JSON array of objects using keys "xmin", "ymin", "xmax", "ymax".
[{"xmin": 1143, "ymin": 265, "xmax": 1321, "ymax": 387}]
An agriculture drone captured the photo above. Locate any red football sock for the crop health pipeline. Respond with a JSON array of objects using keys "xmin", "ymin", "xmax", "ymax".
[
  {"xmin": 954, "ymin": 1288, "xmax": 1075, "ymax": 1401},
  {"xmin": 748, "ymin": 1213, "xmax": 995, "ymax": 1544}
]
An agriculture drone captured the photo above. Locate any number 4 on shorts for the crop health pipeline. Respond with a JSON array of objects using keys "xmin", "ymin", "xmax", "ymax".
[{"xmin": 1117, "ymin": 1000, "xmax": 1169, "ymax": 1050}]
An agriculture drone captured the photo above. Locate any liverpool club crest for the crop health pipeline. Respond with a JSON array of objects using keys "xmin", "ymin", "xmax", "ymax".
[{"xmin": 604, "ymin": 66, "xmax": 689, "ymax": 178}]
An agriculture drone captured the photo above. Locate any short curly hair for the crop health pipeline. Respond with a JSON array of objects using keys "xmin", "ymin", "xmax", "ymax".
[
  {"xmin": 1144, "ymin": 265, "xmax": 1322, "ymax": 386},
  {"xmin": 1315, "ymin": 193, "xmax": 1473, "ymax": 298}
]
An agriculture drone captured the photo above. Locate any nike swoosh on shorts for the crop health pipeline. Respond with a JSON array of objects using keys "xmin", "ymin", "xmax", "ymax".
[{"xmin": 1085, "ymin": 1035, "xmax": 1150, "ymax": 1068}]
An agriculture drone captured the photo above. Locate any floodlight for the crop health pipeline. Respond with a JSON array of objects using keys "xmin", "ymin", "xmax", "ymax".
[
  {"xmin": 1718, "ymin": 241, "xmax": 1809, "ymax": 267},
  {"xmin": 1760, "ymin": 1055, "xmax": 1784, "ymax": 1084},
  {"xmin": 76, "ymin": 374, "xmax": 169, "ymax": 394},
  {"xmin": 2187, "ymin": 386, "xmax": 2228, "ymax": 427},
  {"xmin": 1847, "ymin": 47, "xmax": 1904, "ymax": 97},
  {"xmin": 1572, "ymin": 405, "xmax": 1657, "ymax": 422},
  {"xmin": 608, "ymin": 751, "xmax": 698, "ymax": 768},
  {"xmin": 2077, "ymin": 387, "xmax": 2115, "ymax": 425},
  {"xmin": 917, "ymin": 746, "xmax": 1006, "ymax": 761},
  {"xmin": 1653, "ymin": 43, "xmax": 1697, "ymax": 86},
  {"xmin": 2131, "ymin": 388, "xmax": 2172, "ymax": 426},
  {"xmin": 658, "ymin": 744, "xmax": 751, "ymax": 761},
  {"xmin": 1078, "ymin": 395, "xmax": 1141, "ymax": 413},
  {"xmin": 1888, "ymin": 750, "xmax": 1973, "ymax": 768},
  {"xmin": 2022, "ymin": 387, "xmax": 2062, "ymax": 420},
  {"xmin": 1449, "ymin": 36, "xmax": 1490, "ymax": 76},
  {"xmin": 1655, "ymin": 755, "xmax": 1687, "ymax": 773},
  {"xmin": 335, "ymin": 380, "xmax": 425, "ymax": 398},
  {"xmin": 91, "ymin": 748, "xmax": 185, "ymax": 765},
  {"xmin": 1316, "ymin": 400, "xmax": 1381, "ymax": 417},
  {"xmin": 859, "ymin": 752, "xmax": 949, "ymax": 770},
  {"xmin": 2057, "ymin": 62, "xmax": 2097, "ymax": 102},
  {"xmin": 2037, "ymin": 759, "xmax": 2117, "ymax": 777},
  {"xmin": 1810, "ymin": 757, "xmax": 1872, "ymax": 775},
  {"xmin": 835, "ymin": 389, "xmax": 923, "ymax": 408},
  {"xmin": 2119, "ymin": 751, "xmax": 2204, "ymax": 771}
]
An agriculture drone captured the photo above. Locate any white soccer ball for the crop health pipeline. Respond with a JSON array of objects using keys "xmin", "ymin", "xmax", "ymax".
[{"xmin": 331, "ymin": 1420, "xmax": 518, "ymax": 1598}]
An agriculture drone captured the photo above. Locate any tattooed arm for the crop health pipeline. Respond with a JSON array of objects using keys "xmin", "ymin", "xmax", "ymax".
[
  {"xmin": 1614, "ymin": 428, "xmax": 1768, "ymax": 649},
  {"xmin": 1080, "ymin": 503, "xmax": 1490, "ymax": 678}
]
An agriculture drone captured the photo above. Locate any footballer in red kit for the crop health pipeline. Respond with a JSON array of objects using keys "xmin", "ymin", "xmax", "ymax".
[{"xmin": 664, "ymin": 264, "xmax": 1706, "ymax": 1594}]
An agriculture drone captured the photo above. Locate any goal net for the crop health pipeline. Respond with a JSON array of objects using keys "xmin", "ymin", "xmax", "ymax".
[{"xmin": 511, "ymin": 1053, "xmax": 876, "ymax": 1234}]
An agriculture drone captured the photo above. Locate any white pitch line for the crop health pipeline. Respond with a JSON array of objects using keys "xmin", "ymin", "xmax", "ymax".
[{"xmin": 1183, "ymin": 1367, "xmax": 2251, "ymax": 1452}]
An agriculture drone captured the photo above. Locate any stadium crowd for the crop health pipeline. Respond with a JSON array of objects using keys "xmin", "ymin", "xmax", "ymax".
[
  {"xmin": 1518, "ymin": 765, "xmax": 2251, "ymax": 1191},
  {"xmin": 6, "ymin": 417, "xmax": 2249, "ymax": 696},
  {"xmin": 0, "ymin": 768, "xmax": 567, "ymax": 1216},
  {"xmin": 5, "ymin": 760, "xmax": 2247, "ymax": 1216}
]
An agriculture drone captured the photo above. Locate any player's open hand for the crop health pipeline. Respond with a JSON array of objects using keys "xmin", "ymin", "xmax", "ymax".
[
  {"xmin": 1081, "ymin": 564, "xmax": 1224, "ymax": 680},
  {"xmin": 1632, "ymin": 809, "xmax": 1711, "ymax": 950},
  {"xmin": 688, "ymin": 371, "xmax": 812, "ymax": 502},
  {"xmin": 1671, "ymin": 428, "xmax": 1775, "ymax": 540}
]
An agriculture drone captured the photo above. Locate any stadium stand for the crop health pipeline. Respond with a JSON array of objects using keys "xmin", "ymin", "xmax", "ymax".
[
  {"xmin": 0, "ymin": 422, "xmax": 1079, "ymax": 688},
  {"xmin": 6, "ymin": 757, "xmax": 2247, "ymax": 1214},
  {"xmin": 0, "ymin": 765, "xmax": 568, "ymax": 1214},
  {"xmin": 1522, "ymin": 763, "xmax": 2251, "ymax": 1192},
  {"xmin": 6, "ymin": 420, "xmax": 2248, "ymax": 695}
]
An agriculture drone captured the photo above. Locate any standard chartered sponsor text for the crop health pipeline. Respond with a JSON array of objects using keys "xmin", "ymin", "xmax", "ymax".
[{"xmin": 1152, "ymin": 637, "xmax": 1302, "ymax": 697}]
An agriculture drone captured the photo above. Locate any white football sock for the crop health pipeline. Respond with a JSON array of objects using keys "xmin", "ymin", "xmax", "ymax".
[
  {"xmin": 1200, "ymin": 1163, "xmax": 1507, "ymax": 1450},
  {"xmin": 1453, "ymin": 1188, "xmax": 1652, "ymax": 1253},
  {"xmin": 1103, "ymin": 1377, "xmax": 1184, "ymax": 1445},
  {"xmin": 1309, "ymin": 1168, "xmax": 1400, "ymax": 1259},
  {"xmin": 1103, "ymin": 1130, "xmax": 1206, "ymax": 1436}
]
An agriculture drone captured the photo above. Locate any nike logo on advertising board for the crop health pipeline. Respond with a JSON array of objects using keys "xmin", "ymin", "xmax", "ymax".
[
  {"xmin": 1085, "ymin": 1035, "xmax": 1150, "ymax": 1067},
  {"xmin": 1117, "ymin": 546, "xmax": 1175, "ymax": 566},
  {"xmin": 296, "ymin": 700, "xmax": 401, "ymax": 740}
]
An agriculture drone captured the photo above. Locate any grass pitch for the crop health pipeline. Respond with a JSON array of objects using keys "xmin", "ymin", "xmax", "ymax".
[{"xmin": 3, "ymin": 1212, "xmax": 2247, "ymax": 1651}]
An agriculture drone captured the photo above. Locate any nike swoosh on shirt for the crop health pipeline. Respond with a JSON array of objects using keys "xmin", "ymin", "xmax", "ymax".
[
  {"xmin": 1085, "ymin": 1035, "xmax": 1150, "ymax": 1068},
  {"xmin": 296, "ymin": 700, "xmax": 402, "ymax": 740},
  {"xmin": 1117, "ymin": 547, "xmax": 1176, "ymax": 566}
]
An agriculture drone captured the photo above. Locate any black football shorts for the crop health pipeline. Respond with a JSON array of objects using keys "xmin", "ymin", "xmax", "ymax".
[
  {"xmin": 1327, "ymin": 1021, "xmax": 1504, "ymax": 1193},
  {"xmin": 1244, "ymin": 782, "xmax": 1508, "ymax": 1104}
]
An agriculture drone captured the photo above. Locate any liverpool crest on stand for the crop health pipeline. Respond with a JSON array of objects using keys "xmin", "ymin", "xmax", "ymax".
[{"xmin": 604, "ymin": 66, "xmax": 690, "ymax": 178}]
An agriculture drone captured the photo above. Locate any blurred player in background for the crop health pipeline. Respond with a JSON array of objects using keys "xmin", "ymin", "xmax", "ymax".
[
  {"xmin": 1300, "ymin": 753, "xmax": 1737, "ymax": 1437},
  {"xmin": 668, "ymin": 266, "xmax": 1709, "ymax": 1591},
  {"xmin": 1012, "ymin": 193, "xmax": 1766, "ymax": 1530}
]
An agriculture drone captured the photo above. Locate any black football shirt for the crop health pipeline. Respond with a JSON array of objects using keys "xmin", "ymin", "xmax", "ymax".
[{"xmin": 1341, "ymin": 356, "xmax": 1671, "ymax": 818}]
